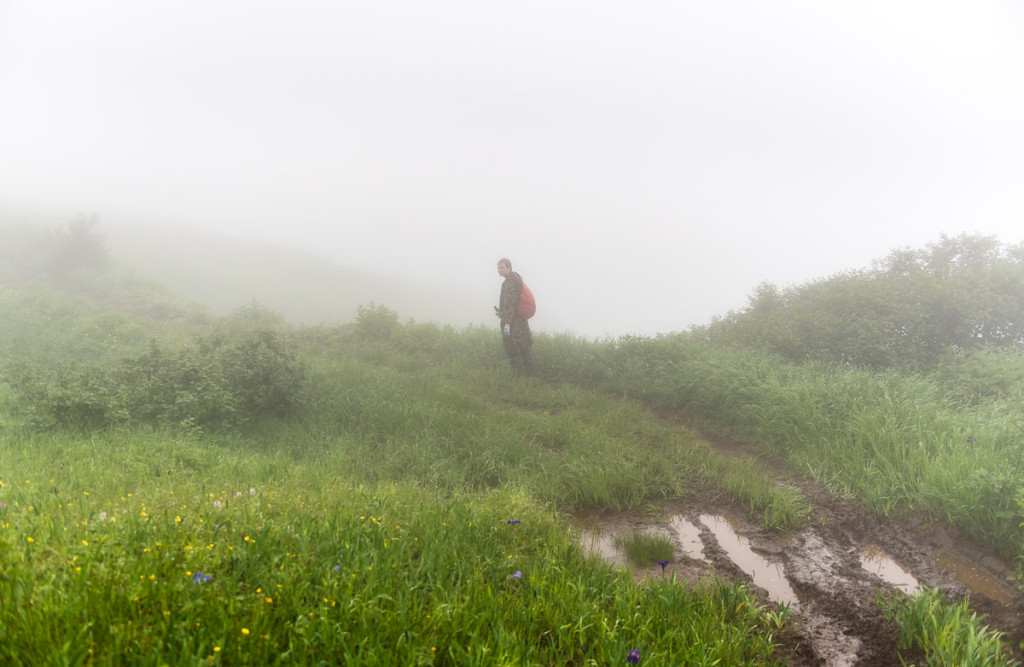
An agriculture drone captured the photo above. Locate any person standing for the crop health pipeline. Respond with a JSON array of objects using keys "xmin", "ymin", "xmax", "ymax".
[{"xmin": 496, "ymin": 257, "xmax": 534, "ymax": 376}]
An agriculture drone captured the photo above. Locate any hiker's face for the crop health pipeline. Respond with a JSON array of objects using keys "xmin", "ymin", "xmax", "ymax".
[{"xmin": 497, "ymin": 263, "xmax": 511, "ymax": 278}]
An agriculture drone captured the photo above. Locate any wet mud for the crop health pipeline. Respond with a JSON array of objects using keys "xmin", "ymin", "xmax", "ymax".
[{"xmin": 573, "ymin": 433, "xmax": 1024, "ymax": 665}]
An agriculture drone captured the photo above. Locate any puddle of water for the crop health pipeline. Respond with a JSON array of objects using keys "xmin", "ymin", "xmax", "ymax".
[
  {"xmin": 574, "ymin": 510, "xmax": 640, "ymax": 564},
  {"xmin": 859, "ymin": 545, "xmax": 919, "ymax": 594},
  {"xmin": 937, "ymin": 552, "xmax": 1013, "ymax": 606},
  {"xmin": 578, "ymin": 527, "xmax": 620, "ymax": 561},
  {"xmin": 667, "ymin": 515, "xmax": 709, "ymax": 563},
  {"xmin": 577, "ymin": 524, "xmax": 682, "ymax": 568},
  {"xmin": 699, "ymin": 514, "xmax": 799, "ymax": 608}
]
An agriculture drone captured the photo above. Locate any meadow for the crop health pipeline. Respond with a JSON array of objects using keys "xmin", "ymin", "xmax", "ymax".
[
  {"xmin": 0, "ymin": 303, "xmax": 1016, "ymax": 664},
  {"xmin": 0, "ymin": 308, "xmax": 798, "ymax": 665},
  {"xmin": 0, "ymin": 434, "xmax": 786, "ymax": 665},
  {"xmin": 2, "ymin": 226, "xmax": 1023, "ymax": 664}
]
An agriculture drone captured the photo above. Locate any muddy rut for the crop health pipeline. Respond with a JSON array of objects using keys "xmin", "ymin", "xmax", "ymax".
[{"xmin": 573, "ymin": 427, "xmax": 1024, "ymax": 665}]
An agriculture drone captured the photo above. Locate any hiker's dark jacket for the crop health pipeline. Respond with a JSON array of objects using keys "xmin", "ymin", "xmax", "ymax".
[{"xmin": 499, "ymin": 271, "xmax": 533, "ymax": 349}]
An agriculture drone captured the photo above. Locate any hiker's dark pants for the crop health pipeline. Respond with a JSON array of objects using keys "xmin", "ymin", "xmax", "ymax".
[{"xmin": 503, "ymin": 334, "xmax": 534, "ymax": 376}]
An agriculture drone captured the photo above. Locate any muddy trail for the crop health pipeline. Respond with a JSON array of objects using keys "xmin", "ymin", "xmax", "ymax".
[{"xmin": 573, "ymin": 423, "xmax": 1024, "ymax": 665}]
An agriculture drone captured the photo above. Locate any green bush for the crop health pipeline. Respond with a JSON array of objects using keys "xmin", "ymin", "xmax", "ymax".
[
  {"xmin": 353, "ymin": 302, "xmax": 401, "ymax": 341},
  {"xmin": 932, "ymin": 346, "xmax": 1024, "ymax": 406},
  {"xmin": 6, "ymin": 328, "xmax": 305, "ymax": 431},
  {"xmin": 696, "ymin": 234, "xmax": 1024, "ymax": 372},
  {"xmin": 4, "ymin": 361, "xmax": 113, "ymax": 430}
]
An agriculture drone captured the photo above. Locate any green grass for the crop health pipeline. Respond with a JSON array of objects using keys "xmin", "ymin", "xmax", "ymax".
[
  {"xmin": 0, "ymin": 279, "xmax": 205, "ymax": 367},
  {"xmin": 539, "ymin": 332, "xmax": 1024, "ymax": 558},
  {"xmin": 614, "ymin": 531, "xmax": 675, "ymax": 567},
  {"xmin": 0, "ymin": 432, "xmax": 787, "ymax": 665},
  {"xmin": 4, "ymin": 267, "xmax": 1023, "ymax": 664},
  {"xmin": 877, "ymin": 588, "xmax": 1019, "ymax": 666},
  {"xmin": 0, "ymin": 312, "xmax": 808, "ymax": 664},
  {"xmin": 286, "ymin": 328, "xmax": 813, "ymax": 531}
]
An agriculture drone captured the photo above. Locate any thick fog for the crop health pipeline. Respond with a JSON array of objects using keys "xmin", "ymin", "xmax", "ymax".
[{"xmin": 2, "ymin": 1, "xmax": 1023, "ymax": 336}]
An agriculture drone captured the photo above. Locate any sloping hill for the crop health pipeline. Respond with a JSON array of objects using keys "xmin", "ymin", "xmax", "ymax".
[
  {"xmin": 107, "ymin": 222, "xmax": 495, "ymax": 329},
  {"xmin": 1, "ymin": 203, "xmax": 496, "ymax": 330}
]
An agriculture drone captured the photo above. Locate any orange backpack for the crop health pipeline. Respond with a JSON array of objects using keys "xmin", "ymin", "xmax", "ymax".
[{"xmin": 517, "ymin": 283, "xmax": 536, "ymax": 319}]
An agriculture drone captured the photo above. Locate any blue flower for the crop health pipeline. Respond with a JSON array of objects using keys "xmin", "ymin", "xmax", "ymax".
[
  {"xmin": 192, "ymin": 571, "xmax": 211, "ymax": 585},
  {"xmin": 506, "ymin": 519, "xmax": 521, "ymax": 525},
  {"xmin": 512, "ymin": 570, "xmax": 522, "ymax": 579},
  {"xmin": 334, "ymin": 564, "xmax": 341, "ymax": 573},
  {"xmin": 627, "ymin": 649, "xmax": 640, "ymax": 664},
  {"xmin": 656, "ymin": 560, "xmax": 669, "ymax": 570},
  {"xmin": 967, "ymin": 436, "xmax": 977, "ymax": 444}
]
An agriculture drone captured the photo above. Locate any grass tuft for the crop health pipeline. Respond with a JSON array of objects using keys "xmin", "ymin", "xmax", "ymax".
[
  {"xmin": 614, "ymin": 530, "xmax": 675, "ymax": 566},
  {"xmin": 877, "ymin": 588, "xmax": 1018, "ymax": 667}
]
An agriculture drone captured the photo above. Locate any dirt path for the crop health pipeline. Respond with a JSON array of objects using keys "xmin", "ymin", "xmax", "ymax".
[{"xmin": 574, "ymin": 423, "xmax": 1024, "ymax": 665}]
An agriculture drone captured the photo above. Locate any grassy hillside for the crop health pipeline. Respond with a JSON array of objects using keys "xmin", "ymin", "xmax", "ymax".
[
  {"xmin": 538, "ymin": 333, "xmax": 1024, "ymax": 558},
  {"xmin": 0, "ymin": 282, "xmax": 803, "ymax": 665},
  {"xmin": 1, "ymin": 219, "xmax": 1021, "ymax": 664}
]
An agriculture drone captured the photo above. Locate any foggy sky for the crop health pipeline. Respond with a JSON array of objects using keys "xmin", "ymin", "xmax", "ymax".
[{"xmin": 2, "ymin": 1, "xmax": 1023, "ymax": 337}]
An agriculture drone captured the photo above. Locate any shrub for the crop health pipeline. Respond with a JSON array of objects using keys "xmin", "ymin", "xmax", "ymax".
[
  {"xmin": 353, "ymin": 302, "xmax": 401, "ymax": 341},
  {"xmin": 932, "ymin": 345, "xmax": 1024, "ymax": 406},
  {"xmin": 5, "ymin": 361, "xmax": 114, "ymax": 430},
  {"xmin": 6, "ymin": 328, "xmax": 305, "ymax": 431}
]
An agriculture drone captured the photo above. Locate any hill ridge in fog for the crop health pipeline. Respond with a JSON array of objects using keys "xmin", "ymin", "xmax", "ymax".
[{"xmin": 104, "ymin": 222, "xmax": 494, "ymax": 329}]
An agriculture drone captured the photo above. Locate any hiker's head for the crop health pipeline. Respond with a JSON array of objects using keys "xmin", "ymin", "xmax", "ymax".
[{"xmin": 497, "ymin": 258, "xmax": 512, "ymax": 277}]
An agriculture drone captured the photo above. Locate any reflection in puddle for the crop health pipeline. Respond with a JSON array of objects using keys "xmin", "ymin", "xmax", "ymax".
[
  {"xmin": 579, "ymin": 527, "xmax": 620, "ymax": 561},
  {"xmin": 699, "ymin": 514, "xmax": 799, "ymax": 608},
  {"xmin": 668, "ymin": 515, "xmax": 709, "ymax": 563},
  {"xmin": 574, "ymin": 511, "xmax": 676, "ymax": 567},
  {"xmin": 859, "ymin": 545, "xmax": 919, "ymax": 593},
  {"xmin": 937, "ymin": 553, "xmax": 1013, "ymax": 606},
  {"xmin": 573, "ymin": 510, "xmax": 630, "ymax": 564}
]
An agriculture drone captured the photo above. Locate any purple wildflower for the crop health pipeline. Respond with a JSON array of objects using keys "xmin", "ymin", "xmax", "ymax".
[
  {"xmin": 656, "ymin": 560, "xmax": 669, "ymax": 570},
  {"xmin": 506, "ymin": 519, "xmax": 521, "ymax": 525},
  {"xmin": 512, "ymin": 570, "xmax": 522, "ymax": 579},
  {"xmin": 334, "ymin": 564, "xmax": 341, "ymax": 573},
  {"xmin": 967, "ymin": 436, "xmax": 977, "ymax": 444},
  {"xmin": 627, "ymin": 649, "xmax": 640, "ymax": 664},
  {"xmin": 192, "ymin": 571, "xmax": 212, "ymax": 585}
]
